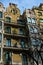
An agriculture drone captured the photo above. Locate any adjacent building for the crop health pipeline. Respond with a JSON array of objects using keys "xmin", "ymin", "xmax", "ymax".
[
  {"xmin": 22, "ymin": 9, "xmax": 42, "ymax": 65},
  {"xmin": 32, "ymin": 3, "xmax": 43, "ymax": 62}
]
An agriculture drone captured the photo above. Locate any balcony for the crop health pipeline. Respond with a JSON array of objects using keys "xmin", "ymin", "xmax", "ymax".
[
  {"xmin": 29, "ymin": 34, "xmax": 40, "ymax": 39},
  {"xmin": 4, "ymin": 33, "xmax": 27, "ymax": 39},
  {"xmin": 4, "ymin": 21, "xmax": 25, "ymax": 28},
  {"xmin": 3, "ymin": 45, "xmax": 29, "ymax": 54}
]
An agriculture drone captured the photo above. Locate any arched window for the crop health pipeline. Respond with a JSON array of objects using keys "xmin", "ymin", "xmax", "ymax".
[
  {"xmin": 0, "ymin": 11, "xmax": 3, "ymax": 18},
  {"xmin": 5, "ymin": 17, "xmax": 11, "ymax": 22}
]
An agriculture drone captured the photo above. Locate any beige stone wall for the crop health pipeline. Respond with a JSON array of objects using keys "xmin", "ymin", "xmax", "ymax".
[{"xmin": 4, "ymin": 4, "xmax": 20, "ymax": 22}]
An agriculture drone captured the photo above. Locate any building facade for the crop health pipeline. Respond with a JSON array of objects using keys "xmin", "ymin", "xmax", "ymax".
[
  {"xmin": 32, "ymin": 3, "xmax": 43, "ymax": 63},
  {"xmin": 22, "ymin": 9, "xmax": 42, "ymax": 65},
  {"xmin": 0, "ymin": 2, "xmax": 31, "ymax": 65},
  {"xmin": 0, "ymin": 2, "xmax": 43, "ymax": 65}
]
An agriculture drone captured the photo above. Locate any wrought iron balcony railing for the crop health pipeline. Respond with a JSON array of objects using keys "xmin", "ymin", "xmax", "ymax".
[{"xmin": 4, "ymin": 21, "xmax": 25, "ymax": 28}]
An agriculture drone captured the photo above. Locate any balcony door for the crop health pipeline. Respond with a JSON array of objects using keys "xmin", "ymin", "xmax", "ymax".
[
  {"xmin": 0, "ymin": 11, "xmax": 3, "ymax": 18},
  {"xmin": 5, "ymin": 17, "xmax": 11, "ymax": 23},
  {"xmin": 22, "ymin": 54, "xmax": 28, "ymax": 65},
  {"xmin": 6, "ymin": 38, "xmax": 11, "ymax": 47},
  {"xmin": 5, "ymin": 27, "xmax": 11, "ymax": 34},
  {"xmin": 20, "ymin": 40, "xmax": 25, "ymax": 48},
  {"xmin": 5, "ymin": 52, "xmax": 12, "ymax": 65}
]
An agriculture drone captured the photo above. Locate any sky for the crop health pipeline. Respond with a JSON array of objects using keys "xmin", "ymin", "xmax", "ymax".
[{"xmin": 0, "ymin": 0, "xmax": 43, "ymax": 14}]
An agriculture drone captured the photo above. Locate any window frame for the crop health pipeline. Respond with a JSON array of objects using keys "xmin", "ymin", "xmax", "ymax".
[
  {"xmin": 31, "ymin": 18, "xmax": 36, "ymax": 24},
  {"xmin": 6, "ymin": 38, "xmax": 11, "ymax": 47},
  {"xmin": 5, "ymin": 17, "xmax": 11, "ymax": 23},
  {"xmin": 0, "ymin": 48, "xmax": 1, "ymax": 61},
  {"xmin": 0, "ymin": 11, "xmax": 3, "ymax": 18},
  {"xmin": 5, "ymin": 26, "xmax": 11, "ymax": 34},
  {"xmin": 27, "ymin": 17, "xmax": 31, "ymax": 23},
  {"xmin": 31, "ymin": 38, "xmax": 41, "ymax": 46},
  {"xmin": 0, "ymin": 21, "xmax": 2, "ymax": 30},
  {"xmin": 0, "ymin": 33, "xmax": 2, "ymax": 43}
]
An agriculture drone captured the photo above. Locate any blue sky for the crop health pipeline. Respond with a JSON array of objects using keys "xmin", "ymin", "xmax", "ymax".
[{"xmin": 0, "ymin": 0, "xmax": 43, "ymax": 14}]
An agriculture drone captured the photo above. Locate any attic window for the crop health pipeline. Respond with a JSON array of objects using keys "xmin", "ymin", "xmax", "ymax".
[{"xmin": 11, "ymin": 9, "xmax": 17, "ymax": 14}]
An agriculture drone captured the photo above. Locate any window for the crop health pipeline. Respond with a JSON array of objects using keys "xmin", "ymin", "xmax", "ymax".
[
  {"xmin": 17, "ymin": 20, "xmax": 25, "ymax": 25},
  {"xmin": 0, "ymin": 11, "xmax": 3, "ymax": 18},
  {"xmin": 31, "ymin": 38, "xmax": 36, "ymax": 45},
  {"xmin": 19, "ymin": 29, "xmax": 24, "ymax": 35},
  {"xmin": 6, "ymin": 38, "xmax": 11, "ymax": 46},
  {"xmin": 38, "ymin": 12, "xmax": 42, "ymax": 16},
  {"xmin": 40, "ymin": 19, "xmax": 43, "ymax": 22},
  {"xmin": 27, "ymin": 17, "xmax": 31, "ymax": 23},
  {"xmin": 0, "ymin": 21, "xmax": 2, "ymax": 29},
  {"xmin": 5, "ymin": 52, "xmax": 12, "ymax": 64},
  {"xmin": 5, "ymin": 17, "xmax": 11, "ymax": 22},
  {"xmin": 6, "ymin": 52, "xmax": 9, "ymax": 60},
  {"xmin": 11, "ymin": 9, "xmax": 17, "ymax": 14},
  {"xmin": 22, "ymin": 54, "xmax": 28, "ymax": 65},
  {"xmin": 33, "ymin": 28, "xmax": 38, "ymax": 33},
  {"xmin": 32, "ymin": 18, "xmax": 36, "ymax": 24},
  {"xmin": 31, "ymin": 38, "xmax": 40, "ymax": 46},
  {"xmin": 29, "ymin": 26, "xmax": 38, "ymax": 33},
  {"xmin": 0, "ymin": 33, "xmax": 2, "ymax": 43},
  {"xmin": 20, "ymin": 40, "xmax": 25, "ymax": 48},
  {"xmin": 29, "ymin": 27, "xmax": 33, "ymax": 33},
  {"xmin": 5, "ymin": 27, "xmax": 11, "ymax": 33}
]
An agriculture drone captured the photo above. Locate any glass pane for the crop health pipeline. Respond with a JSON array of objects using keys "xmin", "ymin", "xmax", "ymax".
[
  {"xmin": 20, "ymin": 40, "xmax": 25, "ymax": 48},
  {"xmin": 0, "ymin": 12, "xmax": 3, "ymax": 18},
  {"xmin": 29, "ymin": 27, "xmax": 33, "ymax": 33},
  {"xmin": 22, "ymin": 54, "xmax": 28, "ymax": 65},
  {"xmin": 31, "ymin": 38, "xmax": 41, "ymax": 46},
  {"xmin": 31, "ymin": 38, "xmax": 36, "ymax": 45},
  {"xmin": 0, "ymin": 33, "xmax": 2, "ymax": 43},
  {"xmin": 5, "ymin": 17, "xmax": 11, "ymax": 22},
  {"xmin": 6, "ymin": 39, "xmax": 11, "ymax": 46},
  {"xmin": 40, "ymin": 19, "xmax": 43, "ymax": 22},
  {"xmin": 32, "ymin": 18, "xmax": 35, "ymax": 24},
  {"xmin": 5, "ymin": 27, "xmax": 11, "ymax": 33},
  {"xmin": 0, "ymin": 21, "xmax": 2, "ymax": 29},
  {"xmin": 17, "ymin": 20, "xmax": 25, "ymax": 25},
  {"xmin": 19, "ymin": 29, "xmax": 24, "ymax": 35},
  {"xmin": 5, "ymin": 52, "xmax": 12, "ymax": 64},
  {"xmin": 34, "ymin": 28, "xmax": 38, "ymax": 33},
  {"xmin": 27, "ymin": 17, "xmax": 31, "ymax": 23}
]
